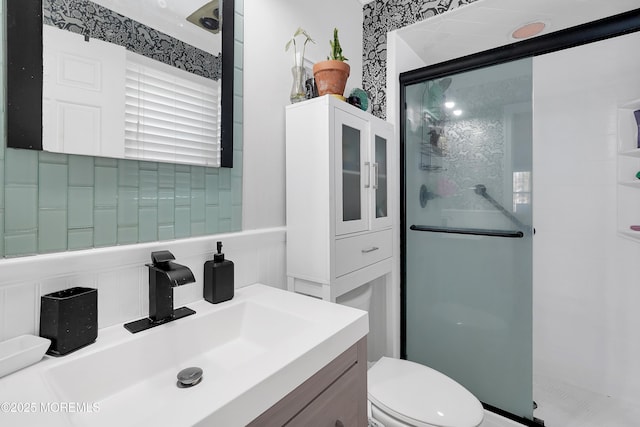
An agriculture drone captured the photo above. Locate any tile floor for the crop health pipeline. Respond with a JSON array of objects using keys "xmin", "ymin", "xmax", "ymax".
[
  {"xmin": 482, "ymin": 374, "xmax": 640, "ymax": 427},
  {"xmin": 533, "ymin": 374, "xmax": 640, "ymax": 427}
]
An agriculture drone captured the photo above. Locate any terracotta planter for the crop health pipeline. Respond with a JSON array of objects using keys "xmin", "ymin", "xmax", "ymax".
[{"xmin": 313, "ymin": 60, "xmax": 350, "ymax": 97}]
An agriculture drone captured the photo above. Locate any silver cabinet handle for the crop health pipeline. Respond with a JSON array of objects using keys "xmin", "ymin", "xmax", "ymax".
[
  {"xmin": 364, "ymin": 162, "xmax": 371, "ymax": 188},
  {"xmin": 373, "ymin": 162, "xmax": 379, "ymax": 189},
  {"xmin": 361, "ymin": 247, "xmax": 379, "ymax": 253}
]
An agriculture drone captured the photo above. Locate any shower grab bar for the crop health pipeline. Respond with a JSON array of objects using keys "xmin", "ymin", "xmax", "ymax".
[
  {"xmin": 473, "ymin": 184, "xmax": 527, "ymax": 230},
  {"xmin": 410, "ymin": 225, "xmax": 524, "ymax": 238}
]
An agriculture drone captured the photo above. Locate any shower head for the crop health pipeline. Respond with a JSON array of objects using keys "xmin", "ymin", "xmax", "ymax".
[{"xmin": 473, "ymin": 184, "xmax": 487, "ymax": 196}]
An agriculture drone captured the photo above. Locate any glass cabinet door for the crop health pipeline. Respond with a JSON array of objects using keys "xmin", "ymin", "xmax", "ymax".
[
  {"xmin": 335, "ymin": 109, "xmax": 368, "ymax": 235},
  {"xmin": 370, "ymin": 124, "xmax": 393, "ymax": 230}
]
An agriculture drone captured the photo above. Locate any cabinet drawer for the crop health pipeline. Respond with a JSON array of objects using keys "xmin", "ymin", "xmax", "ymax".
[
  {"xmin": 335, "ymin": 229, "xmax": 392, "ymax": 277},
  {"xmin": 287, "ymin": 361, "xmax": 361, "ymax": 426}
]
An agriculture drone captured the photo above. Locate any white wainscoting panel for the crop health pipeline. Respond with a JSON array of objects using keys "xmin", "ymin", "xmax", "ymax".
[{"xmin": 0, "ymin": 228, "xmax": 286, "ymax": 341}]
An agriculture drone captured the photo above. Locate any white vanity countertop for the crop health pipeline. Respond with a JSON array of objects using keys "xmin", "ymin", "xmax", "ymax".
[{"xmin": 0, "ymin": 283, "xmax": 368, "ymax": 426}]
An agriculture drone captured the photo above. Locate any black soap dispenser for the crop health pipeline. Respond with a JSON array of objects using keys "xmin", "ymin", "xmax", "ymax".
[{"xmin": 204, "ymin": 241, "xmax": 234, "ymax": 304}]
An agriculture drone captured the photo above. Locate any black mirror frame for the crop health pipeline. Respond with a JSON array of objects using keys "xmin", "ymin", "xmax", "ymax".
[{"xmin": 6, "ymin": 0, "xmax": 234, "ymax": 168}]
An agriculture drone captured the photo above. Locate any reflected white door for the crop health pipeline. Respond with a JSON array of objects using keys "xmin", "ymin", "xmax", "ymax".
[{"xmin": 43, "ymin": 25, "xmax": 126, "ymax": 158}]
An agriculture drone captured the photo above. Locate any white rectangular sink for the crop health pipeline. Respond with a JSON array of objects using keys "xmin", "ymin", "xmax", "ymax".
[{"xmin": 0, "ymin": 284, "xmax": 368, "ymax": 427}]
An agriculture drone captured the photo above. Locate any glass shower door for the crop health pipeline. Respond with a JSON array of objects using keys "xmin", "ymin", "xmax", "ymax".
[{"xmin": 403, "ymin": 58, "xmax": 533, "ymax": 420}]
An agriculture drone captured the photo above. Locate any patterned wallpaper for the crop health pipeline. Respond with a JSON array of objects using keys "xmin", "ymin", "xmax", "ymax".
[
  {"xmin": 44, "ymin": 0, "xmax": 222, "ymax": 80},
  {"xmin": 362, "ymin": 0, "xmax": 479, "ymax": 119}
]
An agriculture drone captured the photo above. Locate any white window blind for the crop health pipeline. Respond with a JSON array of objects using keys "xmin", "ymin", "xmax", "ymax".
[{"xmin": 125, "ymin": 53, "xmax": 221, "ymax": 167}]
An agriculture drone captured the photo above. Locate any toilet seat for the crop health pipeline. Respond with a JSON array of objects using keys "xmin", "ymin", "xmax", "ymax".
[{"xmin": 368, "ymin": 357, "xmax": 484, "ymax": 427}]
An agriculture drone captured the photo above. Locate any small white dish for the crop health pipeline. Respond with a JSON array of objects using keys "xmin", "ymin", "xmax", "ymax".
[{"xmin": 0, "ymin": 335, "xmax": 51, "ymax": 378}]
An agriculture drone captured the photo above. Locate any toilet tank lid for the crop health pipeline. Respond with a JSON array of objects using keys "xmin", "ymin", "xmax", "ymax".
[{"xmin": 368, "ymin": 357, "xmax": 484, "ymax": 427}]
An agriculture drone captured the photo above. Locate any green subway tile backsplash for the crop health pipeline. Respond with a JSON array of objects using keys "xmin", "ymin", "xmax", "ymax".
[
  {"xmin": 38, "ymin": 209, "xmax": 67, "ymax": 253},
  {"xmin": 5, "ymin": 149, "xmax": 38, "ymax": 185},
  {"xmin": 68, "ymin": 187, "xmax": 94, "ymax": 228},
  {"xmin": 117, "ymin": 226, "xmax": 139, "ymax": 245},
  {"xmin": 5, "ymin": 186, "xmax": 38, "ymax": 232},
  {"xmin": 94, "ymin": 167, "xmax": 118, "ymax": 207},
  {"xmin": 68, "ymin": 228, "xmax": 93, "ymax": 250},
  {"xmin": 94, "ymin": 208, "xmax": 118, "ymax": 247},
  {"xmin": 138, "ymin": 208, "xmax": 158, "ymax": 243},
  {"xmin": 68, "ymin": 155, "xmax": 95, "ymax": 186},
  {"xmin": 174, "ymin": 207, "xmax": 191, "ymax": 238},
  {"xmin": 39, "ymin": 163, "xmax": 68, "ymax": 209},
  {"xmin": 0, "ymin": 6, "xmax": 243, "ymax": 258}
]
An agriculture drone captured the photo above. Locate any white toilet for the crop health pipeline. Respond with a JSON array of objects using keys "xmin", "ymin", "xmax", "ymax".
[{"xmin": 338, "ymin": 284, "xmax": 484, "ymax": 427}]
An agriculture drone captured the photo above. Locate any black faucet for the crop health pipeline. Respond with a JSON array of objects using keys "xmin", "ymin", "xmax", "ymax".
[{"xmin": 124, "ymin": 250, "xmax": 196, "ymax": 334}]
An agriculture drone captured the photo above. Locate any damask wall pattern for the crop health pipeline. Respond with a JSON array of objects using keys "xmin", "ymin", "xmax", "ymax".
[
  {"xmin": 362, "ymin": 0, "xmax": 479, "ymax": 119},
  {"xmin": 43, "ymin": 0, "xmax": 221, "ymax": 80}
]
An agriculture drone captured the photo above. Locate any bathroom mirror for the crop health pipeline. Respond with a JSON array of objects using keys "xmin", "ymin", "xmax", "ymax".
[{"xmin": 6, "ymin": 0, "xmax": 234, "ymax": 167}]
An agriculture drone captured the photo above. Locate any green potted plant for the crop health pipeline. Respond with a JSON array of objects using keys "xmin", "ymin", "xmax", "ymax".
[
  {"xmin": 286, "ymin": 27, "xmax": 315, "ymax": 103},
  {"xmin": 313, "ymin": 28, "xmax": 350, "ymax": 97}
]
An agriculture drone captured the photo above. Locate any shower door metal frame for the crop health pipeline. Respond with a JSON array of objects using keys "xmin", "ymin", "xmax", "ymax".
[{"xmin": 399, "ymin": 8, "xmax": 640, "ymax": 427}]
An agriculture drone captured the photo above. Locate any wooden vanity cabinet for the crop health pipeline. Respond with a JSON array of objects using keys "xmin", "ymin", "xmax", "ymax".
[{"xmin": 247, "ymin": 337, "xmax": 367, "ymax": 427}]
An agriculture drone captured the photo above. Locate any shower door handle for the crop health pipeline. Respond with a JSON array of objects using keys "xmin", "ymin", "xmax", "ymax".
[{"xmin": 410, "ymin": 225, "xmax": 524, "ymax": 238}]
